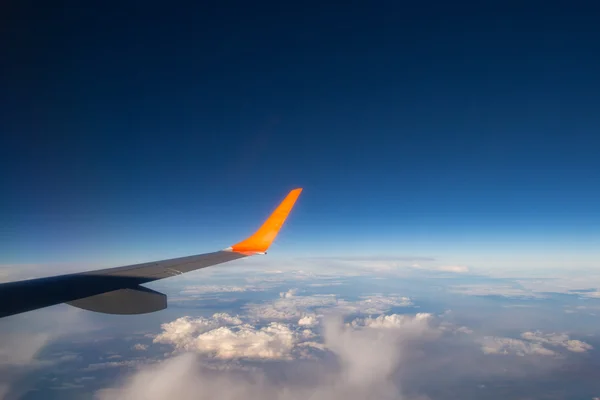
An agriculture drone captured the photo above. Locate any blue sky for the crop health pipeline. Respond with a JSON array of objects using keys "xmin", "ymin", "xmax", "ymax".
[{"xmin": 2, "ymin": 1, "xmax": 599, "ymax": 268}]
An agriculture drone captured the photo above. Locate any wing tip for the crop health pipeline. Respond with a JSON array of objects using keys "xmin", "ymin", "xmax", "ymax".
[{"xmin": 228, "ymin": 188, "xmax": 302, "ymax": 254}]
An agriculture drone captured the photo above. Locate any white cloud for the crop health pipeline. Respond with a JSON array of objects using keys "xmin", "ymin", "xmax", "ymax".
[
  {"xmin": 353, "ymin": 313, "xmax": 434, "ymax": 330},
  {"xmin": 481, "ymin": 331, "xmax": 593, "ymax": 356},
  {"xmin": 153, "ymin": 314, "xmax": 299, "ymax": 360},
  {"xmin": 133, "ymin": 344, "xmax": 148, "ymax": 351},
  {"xmin": 480, "ymin": 336, "xmax": 556, "ymax": 356},
  {"xmin": 245, "ymin": 292, "xmax": 413, "ymax": 321},
  {"xmin": 244, "ymin": 294, "xmax": 338, "ymax": 320},
  {"xmin": 179, "ymin": 285, "xmax": 263, "ymax": 295},
  {"xmin": 151, "ymin": 313, "xmax": 242, "ymax": 346},
  {"xmin": 520, "ymin": 331, "xmax": 593, "ymax": 353},
  {"xmin": 279, "ymin": 288, "xmax": 298, "ymax": 299},
  {"xmin": 298, "ymin": 315, "xmax": 318, "ymax": 327},
  {"xmin": 335, "ymin": 295, "xmax": 413, "ymax": 315},
  {"xmin": 455, "ymin": 326, "xmax": 474, "ymax": 334},
  {"xmin": 411, "ymin": 264, "xmax": 469, "ymax": 273}
]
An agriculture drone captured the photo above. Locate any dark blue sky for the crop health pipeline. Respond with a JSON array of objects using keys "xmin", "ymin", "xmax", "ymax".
[{"xmin": 2, "ymin": 1, "xmax": 599, "ymax": 266}]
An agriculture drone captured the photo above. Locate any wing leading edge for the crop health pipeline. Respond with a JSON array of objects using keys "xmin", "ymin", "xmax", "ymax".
[{"xmin": 0, "ymin": 188, "xmax": 302, "ymax": 319}]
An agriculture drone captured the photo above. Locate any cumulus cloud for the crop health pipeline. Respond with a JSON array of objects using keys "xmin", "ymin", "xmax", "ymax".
[
  {"xmin": 454, "ymin": 326, "xmax": 474, "ymax": 334},
  {"xmin": 279, "ymin": 288, "xmax": 298, "ymax": 299},
  {"xmin": 298, "ymin": 315, "xmax": 318, "ymax": 327},
  {"xmin": 97, "ymin": 312, "xmax": 440, "ymax": 400},
  {"xmin": 480, "ymin": 331, "xmax": 593, "ymax": 356},
  {"xmin": 353, "ymin": 313, "xmax": 434, "ymax": 331},
  {"xmin": 480, "ymin": 336, "xmax": 556, "ymax": 356},
  {"xmin": 520, "ymin": 331, "xmax": 593, "ymax": 353},
  {"xmin": 132, "ymin": 344, "xmax": 148, "ymax": 351},
  {"xmin": 153, "ymin": 314, "xmax": 300, "ymax": 360}
]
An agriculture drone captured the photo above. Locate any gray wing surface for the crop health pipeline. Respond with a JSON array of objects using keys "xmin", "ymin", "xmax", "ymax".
[
  {"xmin": 0, "ymin": 188, "xmax": 302, "ymax": 319},
  {"xmin": 0, "ymin": 251, "xmax": 247, "ymax": 318}
]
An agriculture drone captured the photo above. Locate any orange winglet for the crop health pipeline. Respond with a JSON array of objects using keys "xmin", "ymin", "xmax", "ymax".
[{"xmin": 225, "ymin": 188, "xmax": 303, "ymax": 255}]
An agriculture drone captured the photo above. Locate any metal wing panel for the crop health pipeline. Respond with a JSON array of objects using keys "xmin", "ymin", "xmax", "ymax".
[{"xmin": 94, "ymin": 251, "xmax": 248, "ymax": 281}]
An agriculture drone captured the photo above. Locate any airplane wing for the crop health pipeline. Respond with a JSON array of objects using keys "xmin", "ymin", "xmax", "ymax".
[{"xmin": 0, "ymin": 188, "xmax": 302, "ymax": 319}]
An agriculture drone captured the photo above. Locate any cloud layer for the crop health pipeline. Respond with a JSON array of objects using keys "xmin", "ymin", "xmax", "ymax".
[
  {"xmin": 244, "ymin": 290, "xmax": 413, "ymax": 320},
  {"xmin": 99, "ymin": 311, "xmax": 440, "ymax": 400}
]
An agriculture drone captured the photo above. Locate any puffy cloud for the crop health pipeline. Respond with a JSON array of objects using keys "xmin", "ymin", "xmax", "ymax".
[
  {"xmin": 480, "ymin": 336, "xmax": 556, "ymax": 356},
  {"xmin": 153, "ymin": 313, "xmax": 243, "ymax": 346},
  {"xmin": 153, "ymin": 314, "xmax": 299, "ymax": 360},
  {"xmin": 520, "ymin": 331, "xmax": 593, "ymax": 353},
  {"xmin": 279, "ymin": 289, "xmax": 298, "ymax": 299},
  {"xmin": 455, "ymin": 326, "xmax": 474, "ymax": 334},
  {"xmin": 480, "ymin": 331, "xmax": 593, "ymax": 356},
  {"xmin": 244, "ymin": 294, "xmax": 338, "ymax": 320},
  {"xmin": 132, "ymin": 344, "xmax": 148, "ymax": 351},
  {"xmin": 298, "ymin": 315, "xmax": 318, "ymax": 327},
  {"xmin": 353, "ymin": 313, "xmax": 433, "ymax": 330}
]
